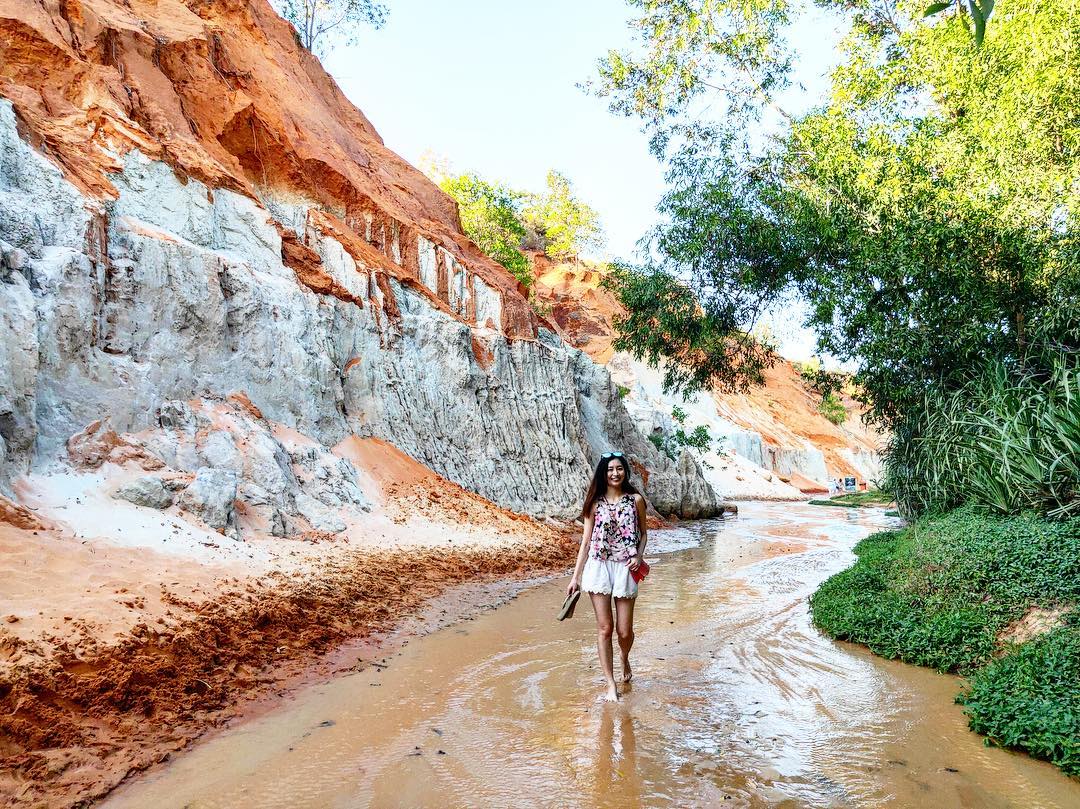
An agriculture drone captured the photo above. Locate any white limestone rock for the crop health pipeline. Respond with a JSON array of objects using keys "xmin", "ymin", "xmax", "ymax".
[
  {"xmin": 0, "ymin": 100, "xmax": 720, "ymax": 519},
  {"xmin": 113, "ymin": 476, "xmax": 174, "ymax": 509},
  {"xmin": 0, "ymin": 266, "xmax": 36, "ymax": 494},
  {"xmin": 294, "ymin": 492, "xmax": 346, "ymax": 534},
  {"xmin": 180, "ymin": 467, "xmax": 239, "ymax": 535}
]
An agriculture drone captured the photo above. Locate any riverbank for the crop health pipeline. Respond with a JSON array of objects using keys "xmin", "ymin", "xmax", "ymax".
[
  {"xmin": 807, "ymin": 490, "xmax": 894, "ymax": 508},
  {"xmin": 0, "ymin": 433, "xmax": 587, "ymax": 808},
  {"xmin": 810, "ymin": 505, "xmax": 1080, "ymax": 776},
  {"xmin": 0, "ymin": 522, "xmax": 578, "ymax": 807}
]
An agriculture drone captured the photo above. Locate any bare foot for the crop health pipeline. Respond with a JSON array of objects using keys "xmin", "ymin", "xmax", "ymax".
[
  {"xmin": 621, "ymin": 660, "xmax": 632, "ymax": 683},
  {"xmin": 604, "ymin": 683, "xmax": 619, "ymax": 702}
]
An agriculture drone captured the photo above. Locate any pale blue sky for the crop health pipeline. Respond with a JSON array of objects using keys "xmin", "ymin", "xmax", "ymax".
[{"xmin": 322, "ymin": 1, "xmax": 848, "ymax": 359}]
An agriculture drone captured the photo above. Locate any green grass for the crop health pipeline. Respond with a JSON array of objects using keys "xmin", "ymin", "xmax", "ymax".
[
  {"xmin": 808, "ymin": 490, "xmax": 894, "ymax": 508},
  {"xmin": 810, "ymin": 507, "xmax": 1080, "ymax": 775}
]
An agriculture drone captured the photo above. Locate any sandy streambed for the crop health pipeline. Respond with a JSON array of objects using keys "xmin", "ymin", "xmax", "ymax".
[
  {"xmin": 0, "ymin": 530, "xmax": 578, "ymax": 808},
  {"xmin": 103, "ymin": 502, "xmax": 1080, "ymax": 808}
]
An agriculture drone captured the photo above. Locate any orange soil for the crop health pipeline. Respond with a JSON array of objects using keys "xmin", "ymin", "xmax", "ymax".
[
  {"xmin": 0, "ymin": 0, "xmax": 535, "ymax": 338},
  {"xmin": 0, "ymin": 495, "xmax": 49, "ymax": 531},
  {"xmin": 334, "ymin": 435, "xmax": 439, "ymax": 495},
  {"xmin": 0, "ymin": 520, "xmax": 577, "ymax": 808},
  {"xmin": 334, "ymin": 436, "xmax": 553, "ymax": 536},
  {"xmin": 782, "ymin": 471, "xmax": 829, "ymax": 495},
  {"xmin": 997, "ymin": 606, "xmax": 1071, "ymax": 648},
  {"xmin": 531, "ymin": 252, "xmax": 624, "ymax": 364},
  {"xmin": 0, "ymin": 523, "xmax": 244, "ymax": 676},
  {"xmin": 2, "ymin": 422, "xmax": 579, "ymax": 807},
  {"xmin": 65, "ymin": 420, "xmax": 165, "ymax": 472},
  {"xmin": 0, "ymin": 401, "xmax": 588, "ymax": 807}
]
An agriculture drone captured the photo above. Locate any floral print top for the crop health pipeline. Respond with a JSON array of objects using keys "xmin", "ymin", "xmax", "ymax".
[{"xmin": 589, "ymin": 493, "xmax": 640, "ymax": 563}]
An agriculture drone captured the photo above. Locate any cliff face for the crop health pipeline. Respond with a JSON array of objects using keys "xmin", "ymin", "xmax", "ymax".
[
  {"xmin": 0, "ymin": 0, "xmax": 720, "ymax": 519},
  {"xmin": 532, "ymin": 256, "xmax": 884, "ymax": 498}
]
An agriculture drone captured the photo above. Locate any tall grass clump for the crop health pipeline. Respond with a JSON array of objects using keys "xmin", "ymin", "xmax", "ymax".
[{"xmin": 884, "ymin": 346, "xmax": 1080, "ymax": 521}]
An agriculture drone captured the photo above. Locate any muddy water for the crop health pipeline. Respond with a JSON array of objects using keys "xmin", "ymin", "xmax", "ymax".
[{"xmin": 104, "ymin": 503, "xmax": 1080, "ymax": 808}]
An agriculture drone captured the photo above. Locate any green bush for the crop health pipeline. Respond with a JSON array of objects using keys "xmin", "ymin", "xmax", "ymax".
[
  {"xmin": 649, "ymin": 405, "xmax": 713, "ymax": 461},
  {"xmin": 810, "ymin": 507, "xmax": 1080, "ymax": 774},
  {"xmin": 521, "ymin": 171, "xmax": 605, "ymax": 262},
  {"xmin": 808, "ymin": 491, "xmax": 894, "ymax": 508},
  {"xmin": 436, "ymin": 168, "xmax": 606, "ymax": 284},
  {"xmin": 817, "ymin": 391, "xmax": 847, "ymax": 426},
  {"xmin": 437, "ymin": 172, "xmax": 533, "ymax": 288},
  {"xmin": 813, "ymin": 508, "xmax": 1080, "ymax": 671},
  {"xmin": 959, "ymin": 624, "xmax": 1080, "ymax": 776}
]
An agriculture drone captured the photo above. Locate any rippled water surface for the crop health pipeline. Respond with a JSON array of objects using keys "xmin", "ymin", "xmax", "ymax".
[{"xmin": 105, "ymin": 502, "xmax": 1080, "ymax": 808}]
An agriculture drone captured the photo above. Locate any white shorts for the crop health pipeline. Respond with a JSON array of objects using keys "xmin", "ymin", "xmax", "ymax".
[{"xmin": 581, "ymin": 557, "xmax": 638, "ymax": 599}]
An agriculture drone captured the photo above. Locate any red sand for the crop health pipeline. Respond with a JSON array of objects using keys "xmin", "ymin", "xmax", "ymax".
[
  {"xmin": 0, "ymin": 517, "xmax": 577, "ymax": 807},
  {"xmin": 2, "ymin": 424, "xmax": 579, "ymax": 806},
  {"xmin": 334, "ymin": 436, "xmax": 554, "ymax": 537}
]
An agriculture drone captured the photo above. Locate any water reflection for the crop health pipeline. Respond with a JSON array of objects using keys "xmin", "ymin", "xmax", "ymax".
[{"xmin": 592, "ymin": 705, "xmax": 641, "ymax": 803}]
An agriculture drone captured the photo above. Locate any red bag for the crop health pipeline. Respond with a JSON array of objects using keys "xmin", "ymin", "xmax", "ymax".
[{"xmin": 631, "ymin": 559, "xmax": 650, "ymax": 583}]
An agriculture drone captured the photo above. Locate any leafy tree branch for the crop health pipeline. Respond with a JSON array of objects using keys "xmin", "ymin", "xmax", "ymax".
[{"xmin": 272, "ymin": 0, "xmax": 388, "ymax": 57}]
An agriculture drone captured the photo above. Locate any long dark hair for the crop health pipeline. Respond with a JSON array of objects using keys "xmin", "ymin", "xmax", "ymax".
[{"xmin": 580, "ymin": 454, "xmax": 640, "ymax": 520}]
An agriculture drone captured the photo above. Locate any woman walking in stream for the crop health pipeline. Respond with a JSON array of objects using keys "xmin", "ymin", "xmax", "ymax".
[{"xmin": 567, "ymin": 452, "xmax": 648, "ymax": 701}]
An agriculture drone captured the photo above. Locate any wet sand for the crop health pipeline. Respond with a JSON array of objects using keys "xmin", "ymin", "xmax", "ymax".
[{"xmin": 104, "ymin": 503, "xmax": 1080, "ymax": 808}]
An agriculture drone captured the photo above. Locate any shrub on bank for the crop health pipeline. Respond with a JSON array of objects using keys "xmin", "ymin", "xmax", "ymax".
[
  {"xmin": 810, "ymin": 507, "xmax": 1080, "ymax": 774},
  {"xmin": 883, "ymin": 349, "xmax": 1080, "ymax": 521},
  {"xmin": 808, "ymin": 490, "xmax": 894, "ymax": 509},
  {"xmin": 959, "ymin": 624, "xmax": 1080, "ymax": 776}
]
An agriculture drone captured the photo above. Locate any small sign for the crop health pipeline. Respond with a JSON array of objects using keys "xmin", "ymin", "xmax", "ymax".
[{"xmin": 844, "ymin": 476, "xmax": 857, "ymax": 493}]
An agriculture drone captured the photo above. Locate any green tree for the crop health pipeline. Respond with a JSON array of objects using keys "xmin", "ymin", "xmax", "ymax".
[
  {"xmin": 434, "ymin": 166, "xmax": 608, "ymax": 287},
  {"xmin": 522, "ymin": 171, "xmax": 606, "ymax": 261},
  {"xmin": 817, "ymin": 393, "xmax": 847, "ymax": 426},
  {"xmin": 602, "ymin": 257, "xmax": 778, "ymax": 394},
  {"xmin": 272, "ymin": 0, "xmax": 387, "ymax": 56},
  {"xmin": 437, "ymin": 172, "xmax": 533, "ymax": 288},
  {"xmin": 924, "ymin": 1, "xmax": 997, "ymax": 47},
  {"xmin": 593, "ymin": 0, "xmax": 996, "ymax": 140},
  {"xmin": 799, "ymin": 361, "xmax": 847, "ymax": 411},
  {"xmin": 596, "ymin": 0, "xmax": 1080, "ymax": 430},
  {"xmin": 648, "ymin": 405, "xmax": 715, "ymax": 460}
]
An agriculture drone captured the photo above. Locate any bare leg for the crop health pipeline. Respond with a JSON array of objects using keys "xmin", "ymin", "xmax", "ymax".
[
  {"xmin": 589, "ymin": 592, "xmax": 618, "ymax": 701},
  {"xmin": 615, "ymin": 596, "xmax": 636, "ymax": 683}
]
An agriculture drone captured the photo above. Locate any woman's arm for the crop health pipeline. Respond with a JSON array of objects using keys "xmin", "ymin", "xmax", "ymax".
[
  {"xmin": 567, "ymin": 505, "xmax": 595, "ymax": 596},
  {"xmin": 634, "ymin": 494, "xmax": 648, "ymax": 558}
]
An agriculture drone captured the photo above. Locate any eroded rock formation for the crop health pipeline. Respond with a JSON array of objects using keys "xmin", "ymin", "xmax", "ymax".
[{"xmin": 0, "ymin": 0, "xmax": 719, "ymax": 518}]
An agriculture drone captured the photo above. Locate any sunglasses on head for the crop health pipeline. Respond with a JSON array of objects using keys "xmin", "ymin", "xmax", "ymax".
[{"xmin": 601, "ymin": 451, "xmax": 625, "ymax": 460}]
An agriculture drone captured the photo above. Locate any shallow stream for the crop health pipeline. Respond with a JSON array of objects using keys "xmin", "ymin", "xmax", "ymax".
[{"xmin": 104, "ymin": 502, "xmax": 1080, "ymax": 808}]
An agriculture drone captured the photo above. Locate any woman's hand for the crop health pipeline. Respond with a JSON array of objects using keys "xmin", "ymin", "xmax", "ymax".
[
  {"xmin": 566, "ymin": 578, "xmax": 580, "ymax": 597},
  {"xmin": 627, "ymin": 555, "xmax": 641, "ymax": 572}
]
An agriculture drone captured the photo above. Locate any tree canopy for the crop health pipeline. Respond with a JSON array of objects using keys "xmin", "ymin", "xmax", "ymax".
[
  {"xmin": 436, "ymin": 172, "xmax": 533, "ymax": 288},
  {"xmin": 432, "ymin": 166, "xmax": 607, "ymax": 288},
  {"xmin": 521, "ymin": 171, "xmax": 606, "ymax": 262},
  {"xmin": 595, "ymin": 0, "xmax": 1080, "ymax": 428}
]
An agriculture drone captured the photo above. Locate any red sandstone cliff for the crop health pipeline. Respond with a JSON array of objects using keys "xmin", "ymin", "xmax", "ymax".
[{"xmin": 0, "ymin": 0, "xmax": 535, "ymax": 335}]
